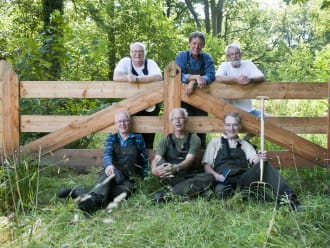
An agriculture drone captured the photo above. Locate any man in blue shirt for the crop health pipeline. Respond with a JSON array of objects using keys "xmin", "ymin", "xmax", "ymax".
[
  {"xmin": 175, "ymin": 31, "xmax": 215, "ymax": 148},
  {"xmin": 58, "ymin": 111, "xmax": 148, "ymax": 215}
]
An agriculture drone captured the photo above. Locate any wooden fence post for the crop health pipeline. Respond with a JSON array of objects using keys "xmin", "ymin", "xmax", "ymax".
[
  {"xmin": 163, "ymin": 62, "xmax": 182, "ymax": 134},
  {"xmin": 0, "ymin": 60, "xmax": 20, "ymax": 160}
]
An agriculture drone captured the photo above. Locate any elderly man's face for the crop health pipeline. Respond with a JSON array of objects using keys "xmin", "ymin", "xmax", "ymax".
[
  {"xmin": 226, "ymin": 47, "xmax": 242, "ymax": 68},
  {"xmin": 224, "ymin": 116, "xmax": 241, "ymax": 139},
  {"xmin": 130, "ymin": 45, "xmax": 145, "ymax": 65},
  {"xmin": 170, "ymin": 110, "xmax": 186, "ymax": 131},
  {"xmin": 115, "ymin": 113, "xmax": 131, "ymax": 134}
]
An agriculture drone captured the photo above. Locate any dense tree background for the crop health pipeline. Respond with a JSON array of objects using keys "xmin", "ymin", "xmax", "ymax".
[{"xmin": 0, "ymin": 0, "xmax": 329, "ymax": 146}]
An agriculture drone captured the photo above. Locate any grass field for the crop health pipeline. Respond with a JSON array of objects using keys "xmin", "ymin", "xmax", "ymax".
[{"xmin": 1, "ymin": 163, "xmax": 329, "ymax": 248}]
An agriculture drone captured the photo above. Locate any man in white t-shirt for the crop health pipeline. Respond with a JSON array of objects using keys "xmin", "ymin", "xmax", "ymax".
[
  {"xmin": 113, "ymin": 42, "xmax": 162, "ymax": 83},
  {"xmin": 215, "ymin": 43, "xmax": 265, "ymax": 115},
  {"xmin": 113, "ymin": 42, "xmax": 163, "ymax": 149}
]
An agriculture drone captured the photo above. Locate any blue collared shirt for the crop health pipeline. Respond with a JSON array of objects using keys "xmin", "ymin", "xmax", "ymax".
[
  {"xmin": 103, "ymin": 132, "xmax": 149, "ymax": 177},
  {"xmin": 175, "ymin": 51, "xmax": 215, "ymax": 84}
]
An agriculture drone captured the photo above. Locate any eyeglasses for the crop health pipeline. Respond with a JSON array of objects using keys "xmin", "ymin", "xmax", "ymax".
[
  {"xmin": 224, "ymin": 123, "xmax": 240, "ymax": 128},
  {"xmin": 227, "ymin": 52, "xmax": 241, "ymax": 57},
  {"xmin": 117, "ymin": 119, "xmax": 130, "ymax": 124},
  {"xmin": 171, "ymin": 117, "xmax": 185, "ymax": 121},
  {"xmin": 132, "ymin": 50, "xmax": 144, "ymax": 53}
]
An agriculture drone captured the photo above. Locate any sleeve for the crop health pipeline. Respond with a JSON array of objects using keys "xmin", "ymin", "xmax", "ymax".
[
  {"xmin": 188, "ymin": 134, "xmax": 201, "ymax": 156},
  {"xmin": 103, "ymin": 134, "xmax": 115, "ymax": 168},
  {"xmin": 241, "ymin": 140, "xmax": 258, "ymax": 163},
  {"xmin": 202, "ymin": 53, "xmax": 215, "ymax": 84},
  {"xmin": 175, "ymin": 51, "xmax": 190, "ymax": 83},
  {"xmin": 201, "ymin": 138, "xmax": 219, "ymax": 167},
  {"xmin": 135, "ymin": 134, "xmax": 149, "ymax": 177},
  {"xmin": 155, "ymin": 136, "xmax": 168, "ymax": 157},
  {"xmin": 114, "ymin": 57, "xmax": 131, "ymax": 74},
  {"xmin": 246, "ymin": 60, "xmax": 264, "ymax": 78},
  {"xmin": 215, "ymin": 62, "xmax": 228, "ymax": 76},
  {"xmin": 147, "ymin": 59, "xmax": 162, "ymax": 77}
]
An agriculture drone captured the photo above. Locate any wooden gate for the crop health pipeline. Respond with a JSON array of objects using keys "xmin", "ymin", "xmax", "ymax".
[{"xmin": 0, "ymin": 60, "xmax": 329, "ymax": 169}]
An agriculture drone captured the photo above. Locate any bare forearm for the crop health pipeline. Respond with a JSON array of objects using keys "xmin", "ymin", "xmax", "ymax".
[
  {"xmin": 215, "ymin": 75, "xmax": 238, "ymax": 84},
  {"xmin": 138, "ymin": 74, "xmax": 162, "ymax": 83}
]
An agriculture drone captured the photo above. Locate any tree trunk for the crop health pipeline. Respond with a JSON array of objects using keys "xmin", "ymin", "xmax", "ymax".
[
  {"xmin": 185, "ymin": 0, "xmax": 201, "ymax": 30},
  {"xmin": 42, "ymin": 0, "xmax": 64, "ymax": 80}
]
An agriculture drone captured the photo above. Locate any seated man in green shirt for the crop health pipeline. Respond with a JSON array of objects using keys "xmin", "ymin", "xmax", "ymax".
[{"xmin": 151, "ymin": 107, "xmax": 214, "ymax": 202}]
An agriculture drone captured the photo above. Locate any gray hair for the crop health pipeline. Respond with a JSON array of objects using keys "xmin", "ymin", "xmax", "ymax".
[
  {"xmin": 169, "ymin": 108, "xmax": 189, "ymax": 120},
  {"xmin": 130, "ymin": 42, "xmax": 147, "ymax": 55},
  {"xmin": 225, "ymin": 43, "xmax": 241, "ymax": 55},
  {"xmin": 224, "ymin": 111, "xmax": 242, "ymax": 125},
  {"xmin": 115, "ymin": 111, "xmax": 131, "ymax": 121}
]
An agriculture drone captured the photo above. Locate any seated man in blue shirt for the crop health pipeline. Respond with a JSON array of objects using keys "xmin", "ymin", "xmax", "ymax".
[
  {"xmin": 175, "ymin": 31, "xmax": 215, "ymax": 148},
  {"xmin": 58, "ymin": 111, "xmax": 148, "ymax": 215}
]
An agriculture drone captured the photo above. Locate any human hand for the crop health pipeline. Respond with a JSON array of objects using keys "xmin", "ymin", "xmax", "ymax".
[
  {"xmin": 152, "ymin": 163, "xmax": 174, "ymax": 178},
  {"xmin": 196, "ymin": 76, "xmax": 206, "ymax": 89},
  {"xmin": 185, "ymin": 80, "xmax": 196, "ymax": 95},
  {"xmin": 237, "ymin": 75, "xmax": 250, "ymax": 85},
  {"xmin": 127, "ymin": 74, "xmax": 138, "ymax": 83},
  {"xmin": 215, "ymin": 173, "xmax": 226, "ymax": 182},
  {"xmin": 105, "ymin": 165, "xmax": 115, "ymax": 177},
  {"xmin": 258, "ymin": 150, "xmax": 268, "ymax": 161}
]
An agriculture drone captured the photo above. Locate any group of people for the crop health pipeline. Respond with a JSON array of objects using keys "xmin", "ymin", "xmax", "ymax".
[{"xmin": 58, "ymin": 31, "xmax": 303, "ymax": 215}]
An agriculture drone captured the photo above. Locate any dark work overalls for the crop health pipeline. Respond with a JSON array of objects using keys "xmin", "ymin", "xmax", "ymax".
[
  {"xmin": 131, "ymin": 58, "xmax": 160, "ymax": 149},
  {"xmin": 90, "ymin": 136, "xmax": 144, "ymax": 208},
  {"xmin": 182, "ymin": 51, "xmax": 208, "ymax": 149},
  {"xmin": 213, "ymin": 137, "xmax": 296, "ymax": 200},
  {"xmin": 159, "ymin": 133, "xmax": 214, "ymax": 196}
]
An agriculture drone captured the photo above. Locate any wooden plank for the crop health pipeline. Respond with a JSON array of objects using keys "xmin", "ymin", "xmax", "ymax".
[
  {"xmin": 208, "ymin": 82, "xmax": 327, "ymax": 99},
  {"xmin": 20, "ymin": 81, "xmax": 163, "ymax": 98},
  {"xmin": 20, "ymin": 85, "xmax": 164, "ymax": 157},
  {"xmin": 20, "ymin": 115, "xmax": 328, "ymax": 134},
  {"xmin": 181, "ymin": 87, "xmax": 328, "ymax": 167},
  {"xmin": 20, "ymin": 81, "xmax": 327, "ymax": 99},
  {"xmin": 163, "ymin": 62, "xmax": 182, "ymax": 134},
  {"xmin": 41, "ymin": 149, "xmax": 318, "ymax": 169},
  {"xmin": 0, "ymin": 61, "xmax": 19, "ymax": 157}
]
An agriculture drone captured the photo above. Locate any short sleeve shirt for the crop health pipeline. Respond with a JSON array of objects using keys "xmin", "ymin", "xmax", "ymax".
[
  {"xmin": 114, "ymin": 57, "xmax": 162, "ymax": 76},
  {"xmin": 216, "ymin": 60, "xmax": 264, "ymax": 111}
]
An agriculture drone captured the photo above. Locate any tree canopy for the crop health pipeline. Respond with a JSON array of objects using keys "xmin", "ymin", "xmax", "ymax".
[{"xmin": 0, "ymin": 0, "xmax": 329, "ymax": 82}]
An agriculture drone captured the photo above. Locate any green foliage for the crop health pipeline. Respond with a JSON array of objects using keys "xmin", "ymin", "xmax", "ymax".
[{"xmin": 0, "ymin": 158, "xmax": 40, "ymax": 213}]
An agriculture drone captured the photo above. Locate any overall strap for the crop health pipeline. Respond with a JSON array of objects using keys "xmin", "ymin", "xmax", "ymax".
[
  {"xmin": 131, "ymin": 59, "xmax": 148, "ymax": 76},
  {"xmin": 186, "ymin": 51, "xmax": 205, "ymax": 75}
]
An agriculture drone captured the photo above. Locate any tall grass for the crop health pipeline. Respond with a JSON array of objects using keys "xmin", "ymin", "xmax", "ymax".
[{"xmin": 0, "ymin": 161, "xmax": 329, "ymax": 248}]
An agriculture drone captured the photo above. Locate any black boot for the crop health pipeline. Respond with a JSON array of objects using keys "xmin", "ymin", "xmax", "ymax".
[
  {"xmin": 279, "ymin": 193, "xmax": 304, "ymax": 212},
  {"xmin": 58, "ymin": 188, "xmax": 79, "ymax": 199},
  {"xmin": 154, "ymin": 192, "xmax": 172, "ymax": 203},
  {"xmin": 77, "ymin": 192, "xmax": 104, "ymax": 215}
]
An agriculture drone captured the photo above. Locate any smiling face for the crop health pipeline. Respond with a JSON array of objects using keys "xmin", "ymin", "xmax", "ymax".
[
  {"xmin": 226, "ymin": 47, "xmax": 242, "ymax": 68},
  {"xmin": 189, "ymin": 37, "xmax": 205, "ymax": 57},
  {"xmin": 115, "ymin": 112, "xmax": 131, "ymax": 135},
  {"xmin": 130, "ymin": 44, "xmax": 145, "ymax": 66},
  {"xmin": 224, "ymin": 115, "xmax": 241, "ymax": 139}
]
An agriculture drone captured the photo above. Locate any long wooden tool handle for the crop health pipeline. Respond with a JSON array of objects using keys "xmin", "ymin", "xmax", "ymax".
[{"xmin": 256, "ymin": 96, "xmax": 269, "ymax": 182}]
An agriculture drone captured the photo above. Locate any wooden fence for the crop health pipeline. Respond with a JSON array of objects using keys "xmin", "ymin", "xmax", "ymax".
[{"xmin": 0, "ymin": 60, "xmax": 329, "ymax": 169}]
